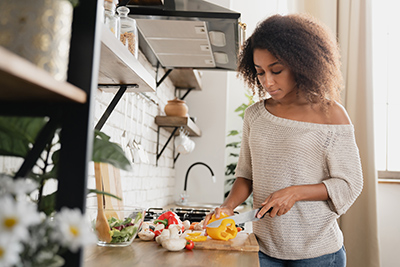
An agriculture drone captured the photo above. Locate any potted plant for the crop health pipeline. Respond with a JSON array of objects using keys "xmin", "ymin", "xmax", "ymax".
[
  {"xmin": 225, "ymin": 93, "xmax": 254, "ymax": 206},
  {"xmin": 0, "ymin": 116, "xmax": 130, "ymax": 266}
]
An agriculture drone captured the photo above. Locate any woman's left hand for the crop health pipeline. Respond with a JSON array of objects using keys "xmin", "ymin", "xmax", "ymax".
[{"xmin": 259, "ymin": 186, "xmax": 298, "ymax": 218}]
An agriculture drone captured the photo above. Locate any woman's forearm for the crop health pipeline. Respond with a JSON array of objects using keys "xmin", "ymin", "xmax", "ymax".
[
  {"xmin": 293, "ymin": 183, "xmax": 329, "ymax": 201},
  {"xmin": 259, "ymin": 183, "xmax": 329, "ymax": 218},
  {"xmin": 221, "ymin": 177, "xmax": 253, "ymax": 209}
]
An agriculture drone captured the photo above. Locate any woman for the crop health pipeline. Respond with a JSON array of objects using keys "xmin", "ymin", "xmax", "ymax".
[{"xmin": 204, "ymin": 14, "xmax": 363, "ymax": 266}]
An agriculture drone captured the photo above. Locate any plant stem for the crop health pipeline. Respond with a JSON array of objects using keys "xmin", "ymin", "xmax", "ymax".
[{"xmin": 37, "ymin": 142, "xmax": 51, "ymax": 208}]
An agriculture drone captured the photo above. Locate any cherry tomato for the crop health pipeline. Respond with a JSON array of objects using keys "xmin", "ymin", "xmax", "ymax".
[{"xmin": 185, "ymin": 240, "xmax": 195, "ymax": 250}]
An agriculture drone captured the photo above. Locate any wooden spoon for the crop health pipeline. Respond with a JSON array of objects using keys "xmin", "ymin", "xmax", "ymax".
[{"xmin": 94, "ymin": 162, "xmax": 112, "ymax": 243}]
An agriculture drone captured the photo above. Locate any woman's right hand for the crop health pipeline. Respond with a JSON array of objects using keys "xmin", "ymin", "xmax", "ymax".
[{"xmin": 203, "ymin": 206, "xmax": 235, "ymax": 229}]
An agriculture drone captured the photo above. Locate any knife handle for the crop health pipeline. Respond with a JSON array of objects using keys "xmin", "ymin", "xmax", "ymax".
[{"xmin": 257, "ymin": 207, "xmax": 272, "ymax": 219}]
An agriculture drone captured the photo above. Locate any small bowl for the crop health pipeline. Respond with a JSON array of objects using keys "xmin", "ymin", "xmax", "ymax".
[{"xmin": 86, "ymin": 206, "xmax": 145, "ymax": 247}]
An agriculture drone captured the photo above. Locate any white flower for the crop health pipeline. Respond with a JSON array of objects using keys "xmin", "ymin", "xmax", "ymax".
[
  {"xmin": 0, "ymin": 174, "xmax": 38, "ymax": 197},
  {"xmin": 0, "ymin": 195, "xmax": 41, "ymax": 241},
  {"xmin": 0, "ymin": 234, "xmax": 23, "ymax": 267},
  {"xmin": 51, "ymin": 208, "xmax": 96, "ymax": 252},
  {"xmin": 12, "ymin": 178, "xmax": 38, "ymax": 197}
]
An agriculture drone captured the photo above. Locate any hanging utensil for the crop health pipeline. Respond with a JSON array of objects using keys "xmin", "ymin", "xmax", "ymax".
[
  {"xmin": 121, "ymin": 94, "xmax": 128, "ymax": 154},
  {"xmin": 132, "ymin": 94, "xmax": 142, "ymax": 163},
  {"xmin": 127, "ymin": 94, "xmax": 139, "ymax": 163},
  {"xmin": 137, "ymin": 96, "xmax": 149, "ymax": 163}
]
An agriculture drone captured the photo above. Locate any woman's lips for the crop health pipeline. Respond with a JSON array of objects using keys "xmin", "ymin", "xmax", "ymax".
[{"xmin": 268, "ymin": 89, "xmax": 279, "ymax": 95}]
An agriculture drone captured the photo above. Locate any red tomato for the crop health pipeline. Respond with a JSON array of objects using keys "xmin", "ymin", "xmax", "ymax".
[{"xmin": 185, "ymin": 240, "xmax": 194, "ymax": 250}]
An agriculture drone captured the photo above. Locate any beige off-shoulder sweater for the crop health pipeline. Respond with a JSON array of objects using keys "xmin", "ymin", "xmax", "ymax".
[{"xmin": 235, "ymin": 101, "xmax": 363, "ymax": 260}]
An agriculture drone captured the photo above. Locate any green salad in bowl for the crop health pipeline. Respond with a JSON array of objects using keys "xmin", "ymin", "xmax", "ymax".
[{"xmin": 87, "ymin": 206, "xmax": 145, "ymax": 247}]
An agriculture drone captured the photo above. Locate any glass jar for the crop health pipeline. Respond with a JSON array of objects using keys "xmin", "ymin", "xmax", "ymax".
[
  {"xmin": 104, "ymin": 0, "xmax": 120, "ymax": 38},
  {"xmin": 117, "ymin": 6, "xmax": 138, "ymax": 59}
]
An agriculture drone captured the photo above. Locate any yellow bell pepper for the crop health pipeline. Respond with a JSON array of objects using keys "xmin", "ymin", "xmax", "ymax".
[
  {"xmin": 206, "ymin": 213, "xmax": 238, "ymax": 241},
  {"xmin": 185, "ymin": 235, "xmax": 208, "ymax": 242},
  {"xmin": 187, "ymin": 232, "xmax": 202, "ymax": 236}
]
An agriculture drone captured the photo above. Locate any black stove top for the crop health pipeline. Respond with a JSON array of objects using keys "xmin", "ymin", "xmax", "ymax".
[{"xmin": 144, "ymin": 207, "xmax": 211, "ymax": 223}]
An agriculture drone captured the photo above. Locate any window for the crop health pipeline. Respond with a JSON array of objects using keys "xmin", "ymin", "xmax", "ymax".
[{"xmin": 372, "ymin": 0, "xmax": 400, "ymax": 179}]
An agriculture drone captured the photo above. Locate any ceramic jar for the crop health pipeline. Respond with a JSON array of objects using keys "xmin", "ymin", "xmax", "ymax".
[
  {"xmin": 0, "ymin": 0, "xmax": 74, "ymax": 81},
  {"xmin": 164, "ymin": 97, "xmax": 188, "ymax": 117}
]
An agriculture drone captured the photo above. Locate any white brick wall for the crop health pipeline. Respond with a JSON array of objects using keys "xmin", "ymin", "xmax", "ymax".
[
  {"xmin": 1, "ymin": 51, "xmax": 178, "ymax": 210},
  {"xmin": 90, "ymin": 52, "xmax": 177, "ymax": 209}
]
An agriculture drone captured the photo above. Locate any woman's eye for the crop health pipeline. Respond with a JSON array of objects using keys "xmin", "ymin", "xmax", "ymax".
[
  {"xmin": 256, "ymin": 72, "xmax": 265, "ymax": 76},
  {"xmin": 271, "ymin": 70, "xmax": 282, "ymax": 75}
]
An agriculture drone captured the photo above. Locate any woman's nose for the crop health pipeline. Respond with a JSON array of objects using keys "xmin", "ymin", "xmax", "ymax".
[{"xmin": 265, "ymin": 73, "xmax": 274, "ymax": 87}]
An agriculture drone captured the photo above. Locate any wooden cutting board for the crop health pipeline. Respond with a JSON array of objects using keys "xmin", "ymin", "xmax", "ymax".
[
  {"xmin": 95, "ymin": 162, "xmax": 123, "ymax": 219},
  {"xmin": 191, "ymin": 232, "xmax": 259, "ymax": 252}
]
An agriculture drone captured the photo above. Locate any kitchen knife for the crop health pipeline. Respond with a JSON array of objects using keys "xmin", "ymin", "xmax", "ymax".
[{"xmin": 206, "ymin": 207, "xmax": 271, "ymax": 228}]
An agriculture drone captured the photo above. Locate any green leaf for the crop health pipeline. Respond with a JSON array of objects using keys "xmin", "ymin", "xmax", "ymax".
[
  {"xmin": 234, "ymin": 103, "xmax": 248, "ymax": 113},
  {"xmin": 245, "ymin": 93, "xmax": 255, "ymax": 105},
  {"xmin": 92, "ymin": 130, "xmax": 131, "ymax": 171},
  {"xmin": 38, "ymin": 192, "xmax": 56, "ymax": 216},
  {"xmin": 88, "ymin": 189, "xmax": 122, "ymax": 201},
  {"xmin": 226, "ymin": 141, "xmax": 240, "ymax": 148},
  {"xmin": 94, "ymin": 130, "xmax": 111, "ymax": 142},
  {"xmin": 225, "ymin": 163, "xmax": 237, "ymax": 176},
  {"xmin": 0, "ymin": 116, "xmax": 47, "ymax": 157},
  {"xmin": 227, "ymin": 130, "xmax": 239, "ymax": 137}
]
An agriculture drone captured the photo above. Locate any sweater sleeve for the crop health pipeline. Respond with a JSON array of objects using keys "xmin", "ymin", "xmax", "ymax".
[
  {"xmin": 322, "ymin": 130, "xmax": 363, "ymax": 215},
  {"xmin": 234, "ymin": 107, "xmax": 253, "ymax": 180}
]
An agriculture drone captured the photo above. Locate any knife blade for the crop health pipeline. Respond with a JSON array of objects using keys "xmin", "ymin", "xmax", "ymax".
[{"xmin": 206, "ymin": 207, "xmax": 271, "ymax": 228}]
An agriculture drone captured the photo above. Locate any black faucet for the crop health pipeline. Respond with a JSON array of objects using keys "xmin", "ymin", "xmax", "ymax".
[{"xmin": 184, "ymin": 162, "xmax": 216, "ymax": 191}]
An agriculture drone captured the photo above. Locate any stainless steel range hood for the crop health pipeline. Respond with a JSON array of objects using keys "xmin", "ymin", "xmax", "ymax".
[{"xmin": 126, "ymin": 0, "xmax": 241, "ymax": 70}]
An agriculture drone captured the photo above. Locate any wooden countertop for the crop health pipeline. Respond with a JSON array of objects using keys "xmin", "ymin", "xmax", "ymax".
[{"xmin": 84, "ymin": 236, "xmax": 260, "ymax": 267}]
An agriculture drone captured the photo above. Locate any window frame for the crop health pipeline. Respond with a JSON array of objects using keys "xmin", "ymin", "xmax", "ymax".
[{"xmin": 378, "ymin": 171, "xmax": 400, "ymax": 183}]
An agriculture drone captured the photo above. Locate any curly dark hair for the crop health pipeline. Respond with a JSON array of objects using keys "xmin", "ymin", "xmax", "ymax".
[{"xmin": 237, "ymin": 13, "xmax": 343, "ymax": 107}]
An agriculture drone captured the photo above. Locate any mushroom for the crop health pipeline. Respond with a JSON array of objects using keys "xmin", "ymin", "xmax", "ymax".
[
  {"xmin": 153, "ymin": 223, "xmax": 165, "ymax": 237},
  {"xmin": 182, "ymin": 220, "xmax": 191, "ymax": 231},
  {"xmin": 138, "ymin": 222, "xmax": 156, "ymax": 241},
  {"xmin": 161, "ymin": 224, "xmax": 187, "ymax": 251},
  {"xmin": 155, "ymin": 228, "xmax": 170, "ymax": 245}
]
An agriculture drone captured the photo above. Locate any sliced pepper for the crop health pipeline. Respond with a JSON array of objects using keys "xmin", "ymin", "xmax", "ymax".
[
  {"xmin": 206, "ymin": 213, "xmax": 238, "ymax": 241},
  {"xmin": 206, "ymin": 219, "xmax": 237, "ymax": 241},
  {"xmin": 187, "ymin": 232, "xmax": 202, "ymax": 236},
  {"xmin": 185, "ymin": 235, "xmax": 208, "ymax": 242}
]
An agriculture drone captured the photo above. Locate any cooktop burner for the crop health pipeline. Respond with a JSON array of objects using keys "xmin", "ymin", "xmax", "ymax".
[
  {"xmin": 144, "ymin": 207, "xmax": 211, "ymax": 223},
  {"xmin": 144, "ymin": 207, "xmax": 245, "ymax": 230}
]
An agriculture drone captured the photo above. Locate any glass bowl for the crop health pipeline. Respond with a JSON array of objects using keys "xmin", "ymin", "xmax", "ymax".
[{"xmin": 86, "ymin": 206, "xmax": 145, "ymax": 247}]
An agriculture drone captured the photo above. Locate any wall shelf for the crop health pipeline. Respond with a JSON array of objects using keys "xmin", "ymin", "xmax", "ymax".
[
  {"xmin": 155, "ymin": 116, "xmax": 201, "ymax": 167},
  {"xmin": 168, "ymin": 69, "xmax": 202, "ymax": 91},
  {"xmin": 0, "ymin": 47, "xmax": 86, "ymax": 103},
  {"xmin": 98, "ymin": 24, "xmax": 156, "ymax": 93},
  {"xmin": 155, "ymin": 116, "xmax": 201, "ymax": 137}
]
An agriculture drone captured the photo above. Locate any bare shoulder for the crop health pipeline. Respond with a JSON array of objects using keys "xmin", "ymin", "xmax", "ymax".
[{"xmin": 328, "ymin": 102, "xmax": 352, "ymax": 125}]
